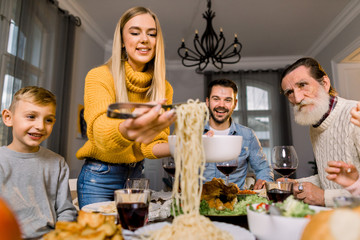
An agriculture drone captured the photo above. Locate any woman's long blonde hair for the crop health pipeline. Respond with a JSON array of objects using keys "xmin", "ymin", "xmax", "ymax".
[{"xmin": 106, "ymin": 6, "xmax": 166, "ymax": 102}]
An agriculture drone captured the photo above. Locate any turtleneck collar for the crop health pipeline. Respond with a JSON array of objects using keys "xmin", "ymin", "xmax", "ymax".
[
  {"xmin": 125, "ymin": 61, "xmax": 153, "ymax": 93},
  {"xmin": 312, "ymin": 96, "xmax": 337, "ymax": 128}
]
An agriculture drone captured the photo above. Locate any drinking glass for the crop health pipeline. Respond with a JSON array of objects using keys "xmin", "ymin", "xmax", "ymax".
[
  {"xmin": 125, "ymin": 178, "xmax": 149, "ymax": 190},
  {"xmin": 216, "ymin": 159, "xmax": 238, "ymax": 185},
  {"xmin": 271, "ymin": 145, "xmax": 298, "ymax": 181},
  {"xmin": 114, "ymin": 189, "xmax": 150, "ymax": 231},
  {"xmin": 333, "ymin": 196, "xmax": 360, "ymax": 208},
  {"xmin": 265, "ymin": 181, "xmax": 293, "ymax": 202},
  {"xmin": 162, "ymin": 157, "xmax": 176, "ymax": 184}
]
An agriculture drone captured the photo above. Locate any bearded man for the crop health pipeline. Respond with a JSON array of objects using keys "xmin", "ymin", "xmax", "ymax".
[
  {"xmin": 281, "ymin": 57, "xmax": 360, "ymax": 207},
  {"xmin": 203, "ymin": 79, "xmax": 274, "ymax": 189}
]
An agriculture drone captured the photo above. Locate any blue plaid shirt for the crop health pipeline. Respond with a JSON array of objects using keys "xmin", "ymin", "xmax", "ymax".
[{"xmin": 203, "ymin": 119, "xmax": 274, "ymax": 189}]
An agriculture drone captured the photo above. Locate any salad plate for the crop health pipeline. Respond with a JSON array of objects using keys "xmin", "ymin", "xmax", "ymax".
[
  {"xmin": 200, "ymin": 194, "xmax": 269, "ymax": 216},
  {"xmin": 247, "ymin": 197, "xmax": 330, "ymax": 240}
]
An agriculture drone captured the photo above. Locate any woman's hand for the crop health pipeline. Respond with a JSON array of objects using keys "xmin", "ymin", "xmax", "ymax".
[
  {"xmin": 119, "ymin": 100, "xmax": 176, "ymax": 144},
  {"xmin": 325, "ymin": 161, "xmax": 359, "ymax": 188}
]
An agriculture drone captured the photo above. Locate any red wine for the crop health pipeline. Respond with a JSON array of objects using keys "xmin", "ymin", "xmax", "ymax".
[
  {"xmin": 273, "ymin": 168, "xmax": 296, "ymax": 177},
  {"xmin": 217, "ymin": 165, "xmax": 237, "ymax": 175},
  {"xmin": 267, "ymin": 189, "xmax": 292, "ymax": 202},
  {"xmin": 117, "ymin": 202, "xmax": 149, "ymax": 231},
  {"xmin": 163, "ymin": 166, "xmax": 175, "ymax": 177}
]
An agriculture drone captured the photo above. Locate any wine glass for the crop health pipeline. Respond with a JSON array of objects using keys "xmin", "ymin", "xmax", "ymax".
[
  {"xmin": 162, "ymin": 157, "xmax": 176, "ymax": 185},
  {"xmin": 216, "ymin": 159, "xmax": 238, "ymax": 185},
  {"xmin": 271, "ymin": 145, "xmax": 298, "ymax": 181},
  {"xmin": 115, "ymin": 189, "xmax": 150, "ymax": 231}
]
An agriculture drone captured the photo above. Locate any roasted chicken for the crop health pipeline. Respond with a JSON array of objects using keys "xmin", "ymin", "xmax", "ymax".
[{"xmin": 201, "ymin": 178, "xmax": 240, "ymax": 211}]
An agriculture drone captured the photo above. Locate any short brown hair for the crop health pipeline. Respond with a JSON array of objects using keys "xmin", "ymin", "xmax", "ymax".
[
  {"xmin": 207, "ymin": 79, "xmax": 238, "ymax": 98},
  {"xmin": 281, "ymin": 57, "xmax": 337, "ymax": 96},
  {"xmin": 9, "ymin": 86, "xmax": 56, "ymax": 112}
]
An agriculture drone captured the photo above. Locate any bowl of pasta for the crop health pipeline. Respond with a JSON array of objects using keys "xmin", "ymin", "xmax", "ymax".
[{"xmin": 168, "ymin": 135, "xmax": 242, "ymax": 162}]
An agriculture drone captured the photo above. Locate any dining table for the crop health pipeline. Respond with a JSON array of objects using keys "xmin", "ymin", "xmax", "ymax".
[{"xmin": 80, "ymin": 189, "xmax": 257, "ymax": 240}]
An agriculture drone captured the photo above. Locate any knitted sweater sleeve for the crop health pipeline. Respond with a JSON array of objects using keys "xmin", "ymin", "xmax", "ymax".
[
  {"xmin": 346, "ymin": 177, "xmax": 360, "ymax": 196},
  {"xmin": 297, "ymin": 174, "xmax": 322, "ymax": 187},
  {"xmin": 140, "ymin": 80, "xmax": 174, "ymax": 159},
  {"xmin": 83, "ymin": 66, "xmax": 134, "ymax": 154}
]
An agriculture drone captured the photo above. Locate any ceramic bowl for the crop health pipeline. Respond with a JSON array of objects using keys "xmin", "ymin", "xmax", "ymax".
[
  {"xmin": 168, "ymin": 135, "xmax": 242, "ymax": 162},
  {"xmin": 247, "ymin": 203, "xmax": 329, "ymax": 240}
]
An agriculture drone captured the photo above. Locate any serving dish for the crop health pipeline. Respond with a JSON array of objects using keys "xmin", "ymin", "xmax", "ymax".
[
  {"xmin": 133, "ymin": 221, "xmax": 255, "ymax": 240},
  {"xmin": 168, "ymin": 135, "xmax": 243, "ymax": 162},
  {"xmin": 247, "ymin": 203, "xmax": 330, "ymax": 240}
]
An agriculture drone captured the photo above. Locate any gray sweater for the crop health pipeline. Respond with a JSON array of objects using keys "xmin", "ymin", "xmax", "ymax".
[{"xmin": 0, "ymin": 146, "xmax": 77, "ymax": 239}]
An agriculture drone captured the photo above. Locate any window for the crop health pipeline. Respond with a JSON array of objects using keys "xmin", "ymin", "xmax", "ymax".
[
  {"xmin": 0, "ymin": 0, "xmax": 78, "ymax": 154},
  {"xmin": 0, "ymin": 0, "xmax": 43, "ymax": 146}
]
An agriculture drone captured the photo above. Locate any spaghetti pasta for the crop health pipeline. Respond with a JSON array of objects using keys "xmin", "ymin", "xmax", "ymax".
[{"xmin": 144, "ymin": 99, "xmax": 233, "ymax": 240}]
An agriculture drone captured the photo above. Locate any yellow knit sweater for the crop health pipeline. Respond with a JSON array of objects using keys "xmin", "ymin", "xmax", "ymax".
[{"xmin": 76, "ymin": 62, "xmax": 173, "ymax": 164}]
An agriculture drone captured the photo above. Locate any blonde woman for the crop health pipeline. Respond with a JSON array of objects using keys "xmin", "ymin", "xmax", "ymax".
[{"xmin": 76, "ymin": 7, "xmax": 175, "ymax": 208}]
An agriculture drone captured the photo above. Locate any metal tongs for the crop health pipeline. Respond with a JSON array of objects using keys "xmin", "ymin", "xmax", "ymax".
[{"xmin": 107, "ymin": 102, "xmax": 183, "ymax": 119}]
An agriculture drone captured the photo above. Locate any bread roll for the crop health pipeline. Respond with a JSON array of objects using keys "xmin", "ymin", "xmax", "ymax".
[{"xmin": 301, "ymin": 208, "xmax": 360, "ymax": 240}]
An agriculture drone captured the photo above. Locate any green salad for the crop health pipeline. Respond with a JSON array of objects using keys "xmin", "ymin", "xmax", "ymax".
[
  {"xmin": 200, "ymin": 194, "xmax": 269, "ymax": 216},
  {"xmin": 275, "ymin": 195, "xmax": 315, "ymax": 218}
]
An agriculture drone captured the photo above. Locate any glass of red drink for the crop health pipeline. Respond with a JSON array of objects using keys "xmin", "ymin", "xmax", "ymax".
[
  {"xmin": 162, "ymin": 157, "xmax": 176, "ymax": 186},
  {"xmin": 265, "ymin": 181, "xmax": 293, "ymax": 202},
  {"xmin": 114, "ymin": 189, "xmax": 151, "ymax": 231},
  {"xmin": 271, "ymin": 145, "xmax": 298, "ymax": 181},
  {"xmin": 216, "ymin": 158, "xmax": 238, "ymax": 185}
]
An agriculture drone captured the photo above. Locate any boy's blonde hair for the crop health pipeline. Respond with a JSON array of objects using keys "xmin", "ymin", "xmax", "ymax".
[
  {"xmin": 9, "ymin": 86, "xmax": 56, "ymax": 112},
  {"xmin": 105, "ymin": 6, "xmax": 166, "ymax": 103}
]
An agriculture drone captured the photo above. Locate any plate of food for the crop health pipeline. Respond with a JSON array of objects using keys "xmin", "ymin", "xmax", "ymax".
[
  {"xmin": 81, "ymin": 201, "xmax": 117, "ymax": 216},
  {"xmin": 43, "ymin": 210, "xmax": 122, "ymax": 239},
  {"xmin": 200, "ymin": 178, "xmax": 269, "ymax": 228},
  {"xmin": 134, "ymin": 221, "xmax": 255, "ymax": 240},
  {"xmin": 82, "ymin": 200, "xmax": 171, "ymax": 222}
]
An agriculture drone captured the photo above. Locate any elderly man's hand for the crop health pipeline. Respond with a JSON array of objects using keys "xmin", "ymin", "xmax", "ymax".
[{"xmin": 293, "ymin": 182, "xmax": 325, "ymax": 206}]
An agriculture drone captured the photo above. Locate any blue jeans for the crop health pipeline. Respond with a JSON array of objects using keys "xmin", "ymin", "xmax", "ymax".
[{"xmin": 77, "ymin": 158, "xmax": 144, "ymax": 209}]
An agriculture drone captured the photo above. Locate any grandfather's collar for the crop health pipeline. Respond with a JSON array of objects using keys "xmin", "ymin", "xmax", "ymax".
[{"xmin": 312, "ymin": 96, "xmax": 337, "ymax": 128}]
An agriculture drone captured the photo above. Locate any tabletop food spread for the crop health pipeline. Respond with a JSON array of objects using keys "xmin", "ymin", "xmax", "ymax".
[
  {"xmin": 40, "ymin": 97, "xmax": 359, "ymax": 240},
  {"xmin": 41, "ymin": 176, "xmax": 346, "ymax": 240}
]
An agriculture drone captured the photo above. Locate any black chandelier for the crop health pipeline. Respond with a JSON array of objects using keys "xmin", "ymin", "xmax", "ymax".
[{"xmin": 177, "ymin": 0, "xmax": 242, "ymax": 72}]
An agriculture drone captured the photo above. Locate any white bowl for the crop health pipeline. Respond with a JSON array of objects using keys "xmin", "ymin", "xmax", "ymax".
[
  {"xmin": 168, "ymin": 135, "xmax": 242, "ymax": 162},
  {"xmin": 247, "ymin": 203, "xmax": 329, "ymax": 240}
]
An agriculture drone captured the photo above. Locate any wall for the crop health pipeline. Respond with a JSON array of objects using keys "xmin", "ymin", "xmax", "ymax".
[
  {"xmin": 291, "ymin": 12, "xmax": 360, "ymax": 178},
  {"xmin": 65, "ymin": 27, "xmax": 105, "ymax": 178},
  {"xmin": 316, "ymin": 13, "xmax": 360, "ymax": 81},
  {"xmin": 64, "ymin": 12, "xmax": 360, "ymax": 181}
]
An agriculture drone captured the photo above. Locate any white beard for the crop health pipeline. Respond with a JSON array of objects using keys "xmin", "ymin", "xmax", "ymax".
[{"xmin": 293, "ymin": 87, "xmax": 330, "ymax": 126}]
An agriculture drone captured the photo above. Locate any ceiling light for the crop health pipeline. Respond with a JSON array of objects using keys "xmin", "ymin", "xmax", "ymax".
[{"xmin": 177, "ymin": 0, "xmax": 242, "ymax": 72}]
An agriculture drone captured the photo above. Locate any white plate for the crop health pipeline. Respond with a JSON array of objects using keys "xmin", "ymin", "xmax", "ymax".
[
  {"xmin": 81, "ymin": 201, "xmax": 117, "ymax": 216},
  {"xmin": 81, "ymin": 200, "xmax": 170, "ymax": 222},
  {"xmin": 133, "ymin": 221, "xmax": 255, "ymax": 240}
]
